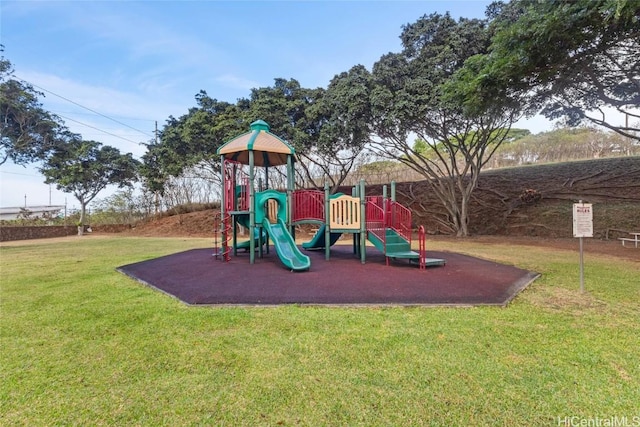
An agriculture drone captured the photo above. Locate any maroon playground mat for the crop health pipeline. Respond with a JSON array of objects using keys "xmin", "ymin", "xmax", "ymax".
[{"xmin": 117, "ymin": 245, "xmax": 539, "ymax": 306}]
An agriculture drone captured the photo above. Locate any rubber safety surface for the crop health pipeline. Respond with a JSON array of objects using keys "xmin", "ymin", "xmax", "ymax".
[{"xmin": 117, "ymin": 245, "xmax": 539, "ymax": 306}]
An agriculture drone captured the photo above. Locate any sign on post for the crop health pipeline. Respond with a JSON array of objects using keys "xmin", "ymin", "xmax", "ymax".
[
  {"xmin": 573, "ymin": 201, "xmax": 593, "ymax": 293},
  {"xmin": 573, "ymin": 203, "xmax": 593, "ymax": 238}
]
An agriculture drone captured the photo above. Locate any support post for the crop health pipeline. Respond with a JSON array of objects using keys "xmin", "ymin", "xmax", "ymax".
[
  {"xmin": 360, "ymin": 179, "xmax": 366, "ymax": 264},
  {"xmin": 325, "ymin": 181, "xmax": 330, "ymax": 261},
  {"xmin": 220, "ymin": 155, "xmax": 227, "ymax": 261},
  {"xmin": 579, "ymin": 236, "xmax": 584, "ymax": 293},
  {"xmin": 287, "ymin": 155, "xmax": 294, "ymax": 237},
  {"xmin": 249, "ymin": 150, "xmax": 255, "ymax": 264},
  {"xmin": 352, "ymin": 185, "xmax": 358, "ymax": 254},
  {"xmin": 232, "ymin": 163, "xmax": 237, "ymax": 210},
  {"xmin": 391, "ymin": 180, "xmax": 397, "ymax": 229},
  {"xmin": 232, "ymin": 163, "xmax": 239, "ymax": 256},
  {"xmin": 382, "ymin": 184, "xmax": 389, "ymax": 266}
]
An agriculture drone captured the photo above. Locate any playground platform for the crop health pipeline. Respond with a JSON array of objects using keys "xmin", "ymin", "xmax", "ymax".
[{"xmin": 117, "ymin": 245, "xmax": 539, "ymax": 307}]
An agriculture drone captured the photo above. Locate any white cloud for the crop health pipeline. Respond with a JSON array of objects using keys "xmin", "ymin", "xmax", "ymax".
[
  {"xmin": 215, "ymin": 74, "xmax": 262, "ymax": 93},
  {"xmin": 56, "ymin": 3, "xmax": 235, "ymax": 82},
  {"xmin": 13, "ymin": 70, "xmax": 191, "ymax": 156},
  {"xmin": 18, "ymin": 70, "xmax": 181, "ymax": 120}
]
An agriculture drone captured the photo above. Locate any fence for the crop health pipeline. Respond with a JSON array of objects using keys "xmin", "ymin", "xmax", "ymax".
[
  {"xmin": 305, "ymin": 167, "xmax": 426, "ymax": 188},
  {"xmin": 0, "ymin": 224, "xmax": 131, "ymax": 242}
]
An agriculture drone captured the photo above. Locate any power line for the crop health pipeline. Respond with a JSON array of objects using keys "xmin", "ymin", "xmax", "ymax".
[
  {"xmin": 58, "ymin": 115, "xmax": 147, "ymax": 148},
  {"xmin": 54, "ymin": 109, "xmax": 157, "ymax": 123},
  {"xmin": 14, "ymin": 75, "xmax": 156, "ymax": 139},
  {"xmin": 0, "ymin": 170, "xmax": 40, "ymax": 177}
]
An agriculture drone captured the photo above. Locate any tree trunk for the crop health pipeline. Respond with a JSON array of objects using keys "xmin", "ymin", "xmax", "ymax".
[
  {"xmin": 77, "ymin": 202, "xmax": 87, "ymax": 236},
  {"xmin": 457, "ymin": 197, "xmax": 469, "ymax": 237}
]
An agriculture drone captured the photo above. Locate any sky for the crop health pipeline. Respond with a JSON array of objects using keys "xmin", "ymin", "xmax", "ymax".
[{"xmin": 0, "ymin": 0, "xmax": 556, "ymax": 209}]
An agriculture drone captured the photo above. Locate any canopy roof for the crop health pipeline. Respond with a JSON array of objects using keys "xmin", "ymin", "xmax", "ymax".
[{"xmin": 217, "ymin": 120, "xmax": 295, "ymax": 167}]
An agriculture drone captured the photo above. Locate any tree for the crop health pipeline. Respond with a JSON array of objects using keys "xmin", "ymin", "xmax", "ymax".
[
  {"xmin": 488, "ymin": 126, "xmax": 639, "ymax": 167},
  {"xmin": 147, "ymin": 75, "xmax": 371, "ymax": 198},
  {"xmin": 298, "ymin": 66, "xmax": 373, "ymax": 192},
  {"xmin": 230, "ymin": 76, "xmax": 367, "ymax": 192},
  {"xmin": 247, "ymin": 78, "xmax": 310, "ymax": 144},
  {"xmin": 92, "ymin": 189, "xmax": 147, "ymax": 224},
  {"xmin": 244, "ymin": 78, "xmax": 325, "ymax": 188},
  {"xmin": 140, "ymin": 91, "xmax": 247, "ymax": 200},
  {"xmin": 40, "ymin": 139, "xmax": 140, "ymax": 235},
  {"xmin": 370, "ymin": 13, "xmax": 518, "ymax": 236},
  {"xmin": 456, "ymin": 0, "xmax": 640, "ymax": 140},
  {"xmin": 0, "ymin": 50, "xmax": 65, "ymax": 166}
]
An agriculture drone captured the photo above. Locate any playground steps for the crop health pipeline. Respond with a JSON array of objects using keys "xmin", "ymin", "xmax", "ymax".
[
  {"xmin": 368, "ymin": 228, "xmax": 447, "ymax": 267},
  {"xmin": 409, "ymin": 257, "xmax": 447, "ymax": 267},
  {"xmin": 367, "ymin": 228, "xmax": 419, "ymax": 259}
]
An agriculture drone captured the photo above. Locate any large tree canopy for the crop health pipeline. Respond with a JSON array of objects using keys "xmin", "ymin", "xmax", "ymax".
[
  {"xmin": 247, "ymin": 78, "xmax": 310, "ymax": 144},
  {"xmin": 370, "ymin": 12, "xmax": 518, "ymax": 236},
  {"xmin": 0, "ymin": 52, "xmax": 65, "ymax": 166},
  {"xmin": 138, "ymin": 1, "xmax": 636, "ymax": 237},
  {"xmin": 146, "ymin": 77, "xmax": 369, "ymax": 194},
  {"xmin": 41, "ymin": 139, "xmax": 139, "ymax": 235},
  {"xmin": 298, "ymin": 65, "xmax": 373, "ymax": 191},
  {"xmin": 242, "ymin": 75, "xmax": 372, "ymax": 192},
  {"xmin": 453, "ymin": 0, "xmax": 640, "ymax": 140},
  {"xmin": 244, "ymin": 78, "xmax": 334, "ymax": 189},
  {"xmin": 140, "ymin": 91, "xmax": 247, "ymax": 195}
]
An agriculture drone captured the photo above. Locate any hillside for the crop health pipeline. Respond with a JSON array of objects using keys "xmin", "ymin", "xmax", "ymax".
[
  {"xmin": 129, "ymin": 157, "xmax": 640, "ymax": 242},
  {"xmin": 391, "ymin": 156, "xmax": 640, "ymax": 239}
]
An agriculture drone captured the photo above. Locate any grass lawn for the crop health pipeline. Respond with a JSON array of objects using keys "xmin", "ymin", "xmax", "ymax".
[{"xmin": 1, "ymin": 236, "xmax": 638, "ymax": 426}]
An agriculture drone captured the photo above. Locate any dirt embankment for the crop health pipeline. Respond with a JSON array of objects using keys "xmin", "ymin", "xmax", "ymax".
[{"xmin": 384, "ymin": 156, "xmax": 640, "ymax": 239}]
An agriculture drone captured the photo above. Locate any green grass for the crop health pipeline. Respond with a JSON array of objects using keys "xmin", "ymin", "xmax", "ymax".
[{"xmin": 1, "ymin": 236, "xmax": 638, "ymax": 426}]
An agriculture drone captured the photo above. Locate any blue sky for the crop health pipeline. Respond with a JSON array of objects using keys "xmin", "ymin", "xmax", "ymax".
[{"xmin": 1, "ymin": 0, "xmax": 553, "ymax": 208}]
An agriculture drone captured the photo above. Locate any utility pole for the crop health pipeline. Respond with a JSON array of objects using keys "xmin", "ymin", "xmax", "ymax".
[
  {"xmin": 626, "ymin": 112, "xmax": 629, "ymax": 129},
  {"xmin": 154, "ymin": 120, "xmax": 160, "ymax": 214}
]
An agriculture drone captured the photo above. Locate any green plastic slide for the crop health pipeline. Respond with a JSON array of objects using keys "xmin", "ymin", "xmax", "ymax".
[
  {"xmin": 234, "ymin": 214, "xmax": 265, "ymax": 251},
  {"xmin": 302, "ymin": 224, "xmax": 342, "ymax": 250},
  {"xmin": 262, "ymin": 218, "xmax": 311, "ymax": 271},
  {"xmin": 234, "ymin": 227, "xmax": 263, "ymax": 251}
]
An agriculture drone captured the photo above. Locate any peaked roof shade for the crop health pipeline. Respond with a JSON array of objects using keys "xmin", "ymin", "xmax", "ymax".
[{"xmin": 217, "ymin": 120, "xmax": 295, "ymax": 167}]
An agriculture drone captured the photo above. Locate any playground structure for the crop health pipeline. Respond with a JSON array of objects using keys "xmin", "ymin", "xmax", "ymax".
[{"xmin": 216, "ymin": 120, "xmax": 445, "ymax": 271}]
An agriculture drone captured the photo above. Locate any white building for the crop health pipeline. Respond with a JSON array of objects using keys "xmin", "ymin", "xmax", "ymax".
[{"xmin": 0, "ymin": 205, "xmax": 65, "ymax": 221}]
